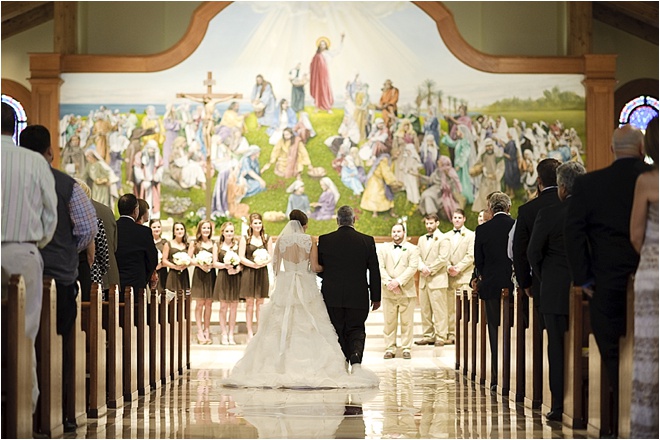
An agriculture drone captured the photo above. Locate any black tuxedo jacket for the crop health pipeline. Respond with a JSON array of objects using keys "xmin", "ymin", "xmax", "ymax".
[
  {"xmin": 564, "ymin": 157, "xmax": 650, "ymax": 311},
  {"xmin": 115, "ymin": 216, "xmax": 158, "ymax": 292},
  {"xmin": 527, "ymin": 202, "xmax": 571, "ymax": 315},
  {"xmin": 318, "ymin": 226, "xmax": 381, "ymax": 309},
  {"xmin": 474, "ymin": 213, "xmax": 515, "ymax": 300},
  {"xmin": 513, "ymin": 187, "xmax": 561, "ymax": 301}
]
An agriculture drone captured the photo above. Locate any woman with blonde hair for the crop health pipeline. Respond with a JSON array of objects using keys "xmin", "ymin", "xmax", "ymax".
[
  {"xmin": 188, "ymin": 220, "xmax": 217, "ymax": 344},
  {"xmin": 239, "ymin": 213, "xmax": 272, "ymax": 341},
  {"xmin": 214, "ymin": 221, "xmax": 242, "ymax": 345}
]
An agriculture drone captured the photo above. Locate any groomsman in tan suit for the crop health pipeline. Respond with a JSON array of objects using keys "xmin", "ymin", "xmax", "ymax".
[
  {"xmin": 415, "ymin": 214, "xmax": 451, "ymax": 347},
  {"xmin": 378, "ymin": 222, "xmax": 420, "ymax": 359},
  {"xmin": 446, "ymin": 209, "xmax": 475, "ymax": 344}
]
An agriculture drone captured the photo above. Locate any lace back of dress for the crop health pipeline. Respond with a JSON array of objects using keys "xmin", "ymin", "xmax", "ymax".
[{"xmin": 274, "ymin": 234, "xmax": 312, "ymax": 273}]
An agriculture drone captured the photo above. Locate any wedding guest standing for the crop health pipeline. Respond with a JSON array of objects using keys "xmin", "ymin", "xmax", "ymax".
[
  {"xmin": 188, "ymin": 220, "xmax": 217, "ymax": 345},
  {"xmin": 629, "ymin": 117, "xmax": 659, "ymax": 438},
  {"xmin": 239, "ymin": 213, "xmax": 272, "ymax": 341},
  {"xmin": 378, "ymin": 222, "xmax": 419, "ymax": 359},
  {"xmin": 150, "ymin": 219, "xmax": 169, "ymax": 293},
  {"xmin": 162, "ymin": 221, "xmax": 191, "ymax": 296},
  {"xmin": 414, "ymin": 214, "xmax": 451, "ymax": 347},
  {"xmin": 214, "ymin": 221, "xmax": 242, "ymax": 345}
]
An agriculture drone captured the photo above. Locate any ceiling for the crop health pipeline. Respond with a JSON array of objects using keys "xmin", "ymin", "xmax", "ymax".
[{"xmin": 2, "ymin": 1, "xmax": 658, "ymax": 44}]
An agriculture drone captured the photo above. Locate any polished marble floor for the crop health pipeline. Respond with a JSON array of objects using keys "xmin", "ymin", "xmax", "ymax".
[{"xmin": 64, "ymin": 303, "xmax": 594, "ymax": 439}]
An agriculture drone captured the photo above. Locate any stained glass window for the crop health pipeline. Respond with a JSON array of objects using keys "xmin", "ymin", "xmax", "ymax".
[
  {"xmin": 619, "ymin": 95, "xmax": 659, "ymax": 130},
  {"xmin": 1, "ymin": 94, "xmax": 28, "ymax": 145}
]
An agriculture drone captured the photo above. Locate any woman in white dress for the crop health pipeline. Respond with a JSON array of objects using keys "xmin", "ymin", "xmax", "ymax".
[{"xmin": 223, "ymin": 210, "xmax": 379, "ymax": 389}]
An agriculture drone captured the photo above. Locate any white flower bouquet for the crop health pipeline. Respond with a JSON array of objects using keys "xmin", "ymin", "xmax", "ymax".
[
  {"xmin": 157, "ymin": 249, "xmax": 163, "ymax": 263},
  {"xmin": 223, "ymin": 250, "xmax": 241, "ymax": 267},
  {"xmin": 253, "ymin": 248, "xmax": 270, "ymax": 265},
  {"xmin": 172, "ymin": 251, "xmax": 191, "ymax": 267},
  {"xmin": 193, "ymin": 250, "xmax": 213, "ymax": 266}
]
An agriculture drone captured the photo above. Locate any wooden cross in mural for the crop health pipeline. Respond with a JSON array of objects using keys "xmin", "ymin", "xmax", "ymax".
[{"xmin": 177, "ymin": 71, "xmax": 243, "ymax": 220}]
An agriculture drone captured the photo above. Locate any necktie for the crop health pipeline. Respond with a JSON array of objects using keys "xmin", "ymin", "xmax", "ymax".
[
  {"xmin": 426, "ymin": 234, "xmax": 433, "ymax": 239},
  {"xmin": 454, "ymin": 229, "xmax": 461, "ymax": 234},
  {"xmin": 394, "ymin": 244, "xmax": 402, "ymax": 249}
]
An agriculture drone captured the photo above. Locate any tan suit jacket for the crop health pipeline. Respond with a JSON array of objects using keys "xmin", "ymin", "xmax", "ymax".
[
  {"xmin": 447, "ymin": 227, "xmax": 475, "ymax": 285},
  {"xmin": 417, "ymin": 232, "xmax": 451, "ymax": 289},
  {"xmin": 377, "ymin": 241, "xmax": 420, "ymax": 299}
]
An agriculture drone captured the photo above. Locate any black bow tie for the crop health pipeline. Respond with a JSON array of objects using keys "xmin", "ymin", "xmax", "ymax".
[
  {"xmin": 426, "ymin": 234, "xmax": 433, "ymax": 239},
  {"xmin": 454, "ymin": 229, "xmax": 461, "ymax": 234},
  {"xmin": 394, "ymin": 244, "xmax": 402, "ymax": 249}
]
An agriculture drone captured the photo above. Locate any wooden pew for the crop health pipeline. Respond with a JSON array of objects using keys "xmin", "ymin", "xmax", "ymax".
[
  {"xmin": 103, "ymin": 285, "xmax": 123, "ymax": 409},
  {"xmin": 65, "ymin": 290, "xmax": 87, "ymax": 426},
  {"xmin": 35, "ymin": 277, "xmax": 63, "ymax": 437},
  {"xmin": 135, "ymin": 288, "xmax": 150, "ymax": 396},
  {"xmin": 563, "ymin": 285, "xmax": 589, "ymax": 429},
  {"xmin": 1, "ymin": 275, "xmax": 33, "ymax": 439},
  {"xmin": 509, "ymin": 288, "xmax": 526, "ymax": 403},
  {"xmin": 169, "ymin": 291, "xmax": 179, "ymax": 379},
  {"xmin": 80, "ymin": 283, "xmax": 107, "ymax": 418},
  {"xmin": 160, "ymin": 289, "xmax": 171, "ymax": 385},
  {"xmin": 148, "ymin": 289, "xmax": 161, "ymax": 390},
  {"xmin": 467, "ymin": 290, "xmax": 479, "ymax": 382},
  {"xmin": 618, "ymin": 277, "xmax": 635, "ymax": 438},
  {"xmin": 496, "ymin": 288, "xmax": 512, "ymax": 396},
  {"xmin": 476, "ymin": 298, "xmax": 488, "ymax": 386},
  {"xmin": 454, "ymin": 287, "xmax": 463, "ymax": 372},
  {"xmin": 176, "ymin": 290, "xmax": 186, "ymax": 375},
  {"xmin": 524, "ymin": 298, "xmax": 543, "ymax": 409},
  {"xmin": 185, "ymin": 290, "xmax": 192, "ymax": 370},
  {"xmin": 119, "ymin": 287, "xmax": 138, "ymax": 402},
  {"xmin": 460, "ymin": 289, "xmax": 470, "ymax": 375},
  {"xmin": 588, "ymin": 326, "xmax": 614, "ymax": 437}
]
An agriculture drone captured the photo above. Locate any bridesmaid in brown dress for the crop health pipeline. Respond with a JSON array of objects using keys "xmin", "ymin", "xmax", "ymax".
[
  {"xmin": 188, "ymin": 220, "xmax": 217, "ymax": 345},
  {"xmin": 162, "ymin": 221, "xmax": 191, "ymax": 294},
  {"xmin": 213, "ymin": 221, "xmax": 242, "ymax": 345},
  {"xmin": 239, "ymin": 213, "xmax": 272, "ymax": 341},
  {"xmin": 150, "ymin": 219, "xmax": 169, "ymax": 293}
]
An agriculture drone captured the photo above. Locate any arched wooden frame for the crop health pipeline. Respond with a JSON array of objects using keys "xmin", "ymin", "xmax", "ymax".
[
  {"xmin": 2, "ymin": 79, "xmax": 32, "ymax": 123},
  {"xmin": 30, "ymin": 1, "xmax": 616, "ymax": 170}
]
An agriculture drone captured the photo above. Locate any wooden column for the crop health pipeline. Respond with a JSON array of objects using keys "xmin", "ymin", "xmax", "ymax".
[
  {"xmin": 568, "ymin": 2, "xmax": 592, "ymax": 56},
  {"xmin": 583, "ymin": 54, "xmax": 618, "ymax": 172},
  {"xmin": 28, "ymin": 54, "xmax": 63, "ymax": 168},
  {"xmin": 54, "ymin": 2, "xmax": 77, "ymax": 55}
]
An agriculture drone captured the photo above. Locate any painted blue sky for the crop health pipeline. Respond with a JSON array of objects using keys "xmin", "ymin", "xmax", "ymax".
[{"xmin": 61, "ymin": 1, "xmax": 584, "ymax": 109}]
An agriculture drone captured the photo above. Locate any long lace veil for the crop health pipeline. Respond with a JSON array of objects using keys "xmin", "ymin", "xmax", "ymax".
[{"xmin": 272, "ymin": 220, "xmax": 306, "ymax": 276}]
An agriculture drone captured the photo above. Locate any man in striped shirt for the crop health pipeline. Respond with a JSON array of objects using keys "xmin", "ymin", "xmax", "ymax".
[{"xmin": 1, "ymin": 102, "xmax": 58, "ymax": 413}]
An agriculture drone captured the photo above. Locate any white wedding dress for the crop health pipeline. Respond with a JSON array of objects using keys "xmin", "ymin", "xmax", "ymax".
[{"xmin": 222, "ymin": 223, "xmax": 379, "ymax": 389}]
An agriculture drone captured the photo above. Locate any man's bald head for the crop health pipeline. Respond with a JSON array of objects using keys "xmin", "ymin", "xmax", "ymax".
[{"xmin": 612, "ymin": 124, "xmax": 644, "ymax": 159}]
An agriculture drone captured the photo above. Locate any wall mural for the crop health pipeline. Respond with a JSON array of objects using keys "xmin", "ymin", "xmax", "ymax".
[{"xmin": 58, "ymin": 1, "xmax": 585, "ymax": 237}]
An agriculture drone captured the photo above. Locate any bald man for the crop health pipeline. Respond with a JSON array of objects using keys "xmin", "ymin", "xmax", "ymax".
[{"xmin": 564, "ymin": 124, "xmax": 651, "ymax": 436}]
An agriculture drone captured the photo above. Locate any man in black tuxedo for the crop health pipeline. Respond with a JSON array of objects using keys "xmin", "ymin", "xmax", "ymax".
[
  {"xmin": 318, "ymin": 205, "xmax": 381, "ymax": 371},
  {"xmin": 527, "ymin": 161, "xmax": 586, "ymax": 421},
  {"xmin": 513, "ymin": 158, "xmax": 561, "ymax": 306},
  {"xmin": 474, "ymin": 192, "xmax": 515, "ymax": 390},
  {"xmin": 564, "ymin": 125, "xmax": 650, "ymax": 434},
  {"xmin": 115, "ymin": 193, "xmax": 158, "ymax": 299}
]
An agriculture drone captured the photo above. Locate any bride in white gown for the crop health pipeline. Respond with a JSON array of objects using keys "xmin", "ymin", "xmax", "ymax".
[{"xmin": 222, "ymin": 210, "xmax": 379, "ymax": 389}]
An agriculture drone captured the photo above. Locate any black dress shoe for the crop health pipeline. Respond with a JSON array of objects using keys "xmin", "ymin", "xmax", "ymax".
[
  {"xmin": 63, "ymin": 419, "xmax": 78, "ymax": 433},
  {"xmin": 545, "ymin": 410, "xmax": 562, "ymax": 422}
]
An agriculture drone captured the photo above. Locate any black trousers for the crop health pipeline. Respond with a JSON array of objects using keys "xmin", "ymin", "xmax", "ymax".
[
  {"xmin": 543, "ymin": 313, "xmax": 568, "ymax": 411},
  {"xmin": 326, "ymin": 307, "xmax": 369, "ymax": 365},
  {"xmin": 484, "ymin": 298, "xmax": 501, "ymax": 383}
]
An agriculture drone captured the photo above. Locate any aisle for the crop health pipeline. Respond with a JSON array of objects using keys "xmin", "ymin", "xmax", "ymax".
[{"xmin": 66, "ymin": 302, "xmax": 593, "ymax": 439}]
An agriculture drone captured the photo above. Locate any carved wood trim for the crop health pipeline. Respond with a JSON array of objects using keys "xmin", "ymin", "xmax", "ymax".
[{"xmin": 1, "ymin": 79, "xmax": 32, "ymax": 122}]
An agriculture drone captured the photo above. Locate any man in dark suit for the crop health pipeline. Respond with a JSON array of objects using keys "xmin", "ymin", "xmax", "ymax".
[
  {"xmin": 513, "ymin": 158, "xmax": 561, "ymax": 304},
  {"xmin": 474, "ymin": 192, "xmax": 515, "ymax": 390},
  {"xmin": 318, "ymin": 205, "xmax": 381, "ymax": 372},
  {"xmin": 564, "ymin": 125, "xmax": 650, "ymax": 434},
  {"xmin": 527, "ymin": 161, "xmax": 586, "ymax": 421},
  {"xmin": 115, "ymin": 193, "xmax": 158, "ymax": 299}
]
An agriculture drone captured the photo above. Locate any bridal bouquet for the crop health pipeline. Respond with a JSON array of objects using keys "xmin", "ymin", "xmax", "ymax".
[
  {"xmin": 172, "ymin": 251, "xmax": 191, "ymax": 268},
  {"xmin": 223, "ymin": 250, "xmax": 241, "ymax": 268},
  {"xmin": 193, "ymin": 250, "xmax": 213, "ymax": 266},
  {"xmin": 253, "ymin": 248, "xmax": 270, "ymax": 265},
  {"xmin": 157, "ymin": 249, "xmax": 163, "ymax": 263}
]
